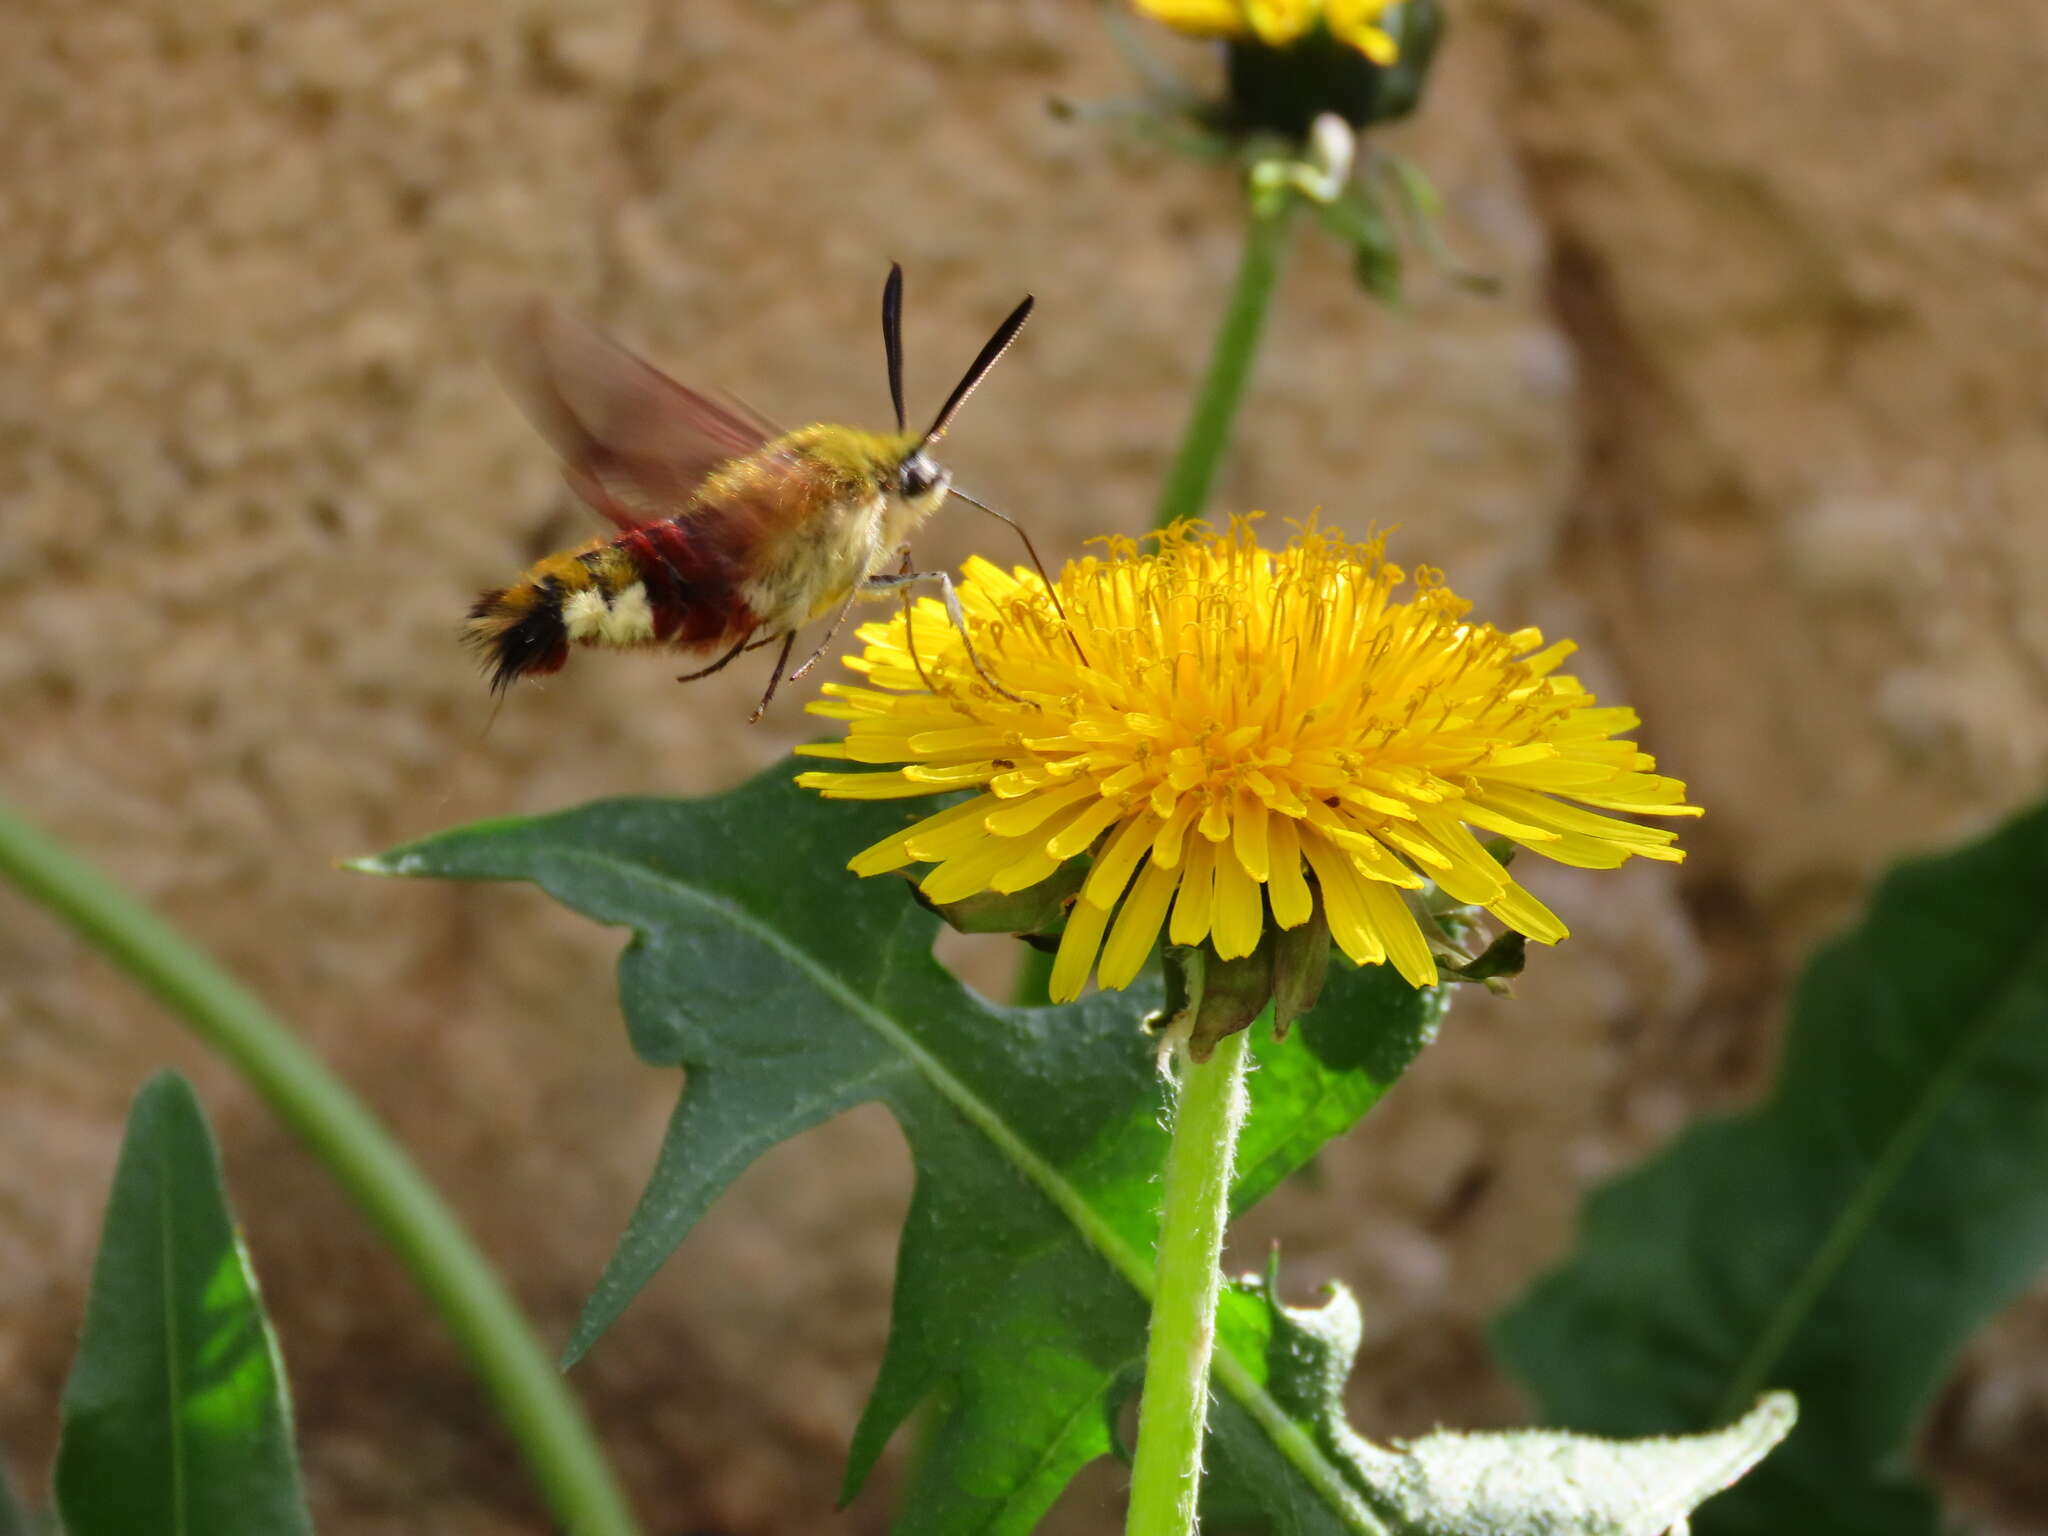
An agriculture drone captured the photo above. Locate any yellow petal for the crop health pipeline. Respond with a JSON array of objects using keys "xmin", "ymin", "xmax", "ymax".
[
  {"xmin": 1325, "ymin": 0, "xmax": 1398, "ymax": 63},
  {"xmin": 908, "ymin": 725, "xmax": 1015, "ymax": 756},
  {"xmin": 1498, "ymin": 787, "xmax": 1675, "ymax": 841},
  {"xmin": 1100, "ymin": 858, "xmax": 1181, "ymax": 989},
  {"xmin": 1267, "ymin": 814, "xmax": 1314, "ymax": 928},
  {"xmin": 1545, "ymin": 829, "xmax": 1682, "ymax": 868},
  {"xmin": 1210, "ymin": 847, "xmax": 1266, "ymax": 961},
  {"xmin": 984, "ymin": 780, "xmax": 1096, "ymax": 839},
  {"xmin": 1519, "ymin": 639, "xmax": 1577, "ymax": 675},
  {"xmin": 1300, "ymin": 829, "xmax": 1385, "ymax": 967},
  {"xmin": 1050, "ymin": 896, "xmax": 1114, "ymax": 1003},
  {"xmin": 1561, "ymin": 780, "xmax": 1703, "ymax": 816},
  {"xmin": 1355, "ymin": 878, "xmax": 1437, "ymax": 989},
  {"xmin": 1085, "ymin": 812, "xmax": 1165, "ymax": 910},
  {"xmin": 1250, "ymin": 772, "xmax": 1308, "ymax": 817},
  {"xmin": 1245, "ymin": 0, "xmax": 1315, "ymax": 46},
  {"xmin": 1337, "ymin": 782, "xmax": 1418, "ymax": 819},
  {"xmin": 818, "ymin": 734, "xmax": 945, "ymax": 765},
  {"xmin": 1470, "ymin": 758, "xmax": 1627, "ymax": 793},
  {"xmin": 846, "ymin": 792, "xmax": 1000, "ymax": 876},
  {"xmin": 1476, "ymin": 785, "xmax": 1693, "ymax": 845},
  {"xmin": 901, "ymin": 761, "xmax": 1001, "ymax": 787},
  {"xmin": 1169, "ymin": 836, "xmax": 1218, "ymax": 947},
  {"xmin": 1375, "ymin": 821, "xmax": 1454, "ymax": 872},
  {"xmin": 921, "ymin": 836, "xmax": 1031, "ymax": 905},
  {"xmin": 991, "ymin": 764, "xmax": 1062, "ymax": 798},
  {"xmin": 989, "ymin": 841, "xmax": 1069, "ymax": 894},
  {"xmin": 1322, "ymin": 822, "xmax": 1426, "ymax": 889},
  {"xmin": 794, "ymin": 771, "xmax": 939, "ymax": 801},
  {"xmin": 1130, "ymin": 0, "xmax": 1248, "ymax": 39},
  {"xmin": 1455, "ymin": 798, "xmax": 1561, "ymax": 845},
  {"xmin": 1152, "ymin": 798, "xmax": 1200, "ymax": 869},
  {"xmin": 1488, "ymin": 880, "xmax": 1569, "ymax": 945},
  {"xmin": 1232, "ymin": 789, "xmax": 1270, "ymax": 881},
  {"xmin": 1047, "ymin": 795, "xmax": 1126, "ymax": 860},
  {"xmin": 1409, "ymin": 809, "xmax": 1511, "ymax": 905},
  {"xmin": 1551, "ymin": 706, "xmax": 1641, "ymax": 740}
]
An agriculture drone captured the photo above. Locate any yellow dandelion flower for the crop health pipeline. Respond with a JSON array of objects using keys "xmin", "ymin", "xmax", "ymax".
[
  {"xmin": 797, "ymin": 521, "xmax": 1699, "ymax": 1005},
  {"xmin": 1133, "ymin": 0, "xmax": 1399, "ymax": 65}
]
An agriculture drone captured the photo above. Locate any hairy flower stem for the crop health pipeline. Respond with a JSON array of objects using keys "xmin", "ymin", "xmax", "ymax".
[
  {"xmin": 1127, "ymin": 1024, "xmax": 1254, "ymax": 1535},
  {"xmin": 0, "ymin": 801, "xmax": 641, "ymax": 1536},
  {"xmin": 1152, "ymin": 187, "xmax": 1296, "ymax": 531}
]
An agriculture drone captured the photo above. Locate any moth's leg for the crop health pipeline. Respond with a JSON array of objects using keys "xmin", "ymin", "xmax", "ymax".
[
  {"xmin": 900, "ymin": 581, "xmax": 931, "ymax": 691},
  {"xmin": 881, "ymin": 548, "xmax": 936, "ymax": 694},
  {"xmin": 748, "ymin": 631, "xmax": 799, "ymax": 723},
  {"xmin": 860, "ymin": 567, "xmax": 1023, "ymax": 704},
  {"xmin": 786, "ymin": 582, "xmax": 867, "ymax": 684},
  {"xmin": 676, "ymin": 628, "xmax": 758, "ymax": 683}
]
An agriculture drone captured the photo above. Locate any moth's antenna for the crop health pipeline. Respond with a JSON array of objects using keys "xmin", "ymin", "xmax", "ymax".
[
  {"xmin": 949, "ymin": 487, "xmax": 1088, "ymax": 667},
  {"xmin": 882, "ymin": 263, "xmax": 907, "ymax": 433},
  {"xmin": 924, "ymin": 295, "xmax": 1033, "ymax": 448}
]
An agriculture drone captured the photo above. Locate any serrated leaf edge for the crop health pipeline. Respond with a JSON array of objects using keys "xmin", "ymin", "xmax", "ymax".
[
  {"xmin": 582, "ymin": 844, "xmax": 1163, "ymax": 1273},
  {"xmin": 584, "ymin": 849, "xmax": 1397, "ymax": 1530},
  {"xmin": 386, "ymin": 836, "xmax": 1395, "ymax": 1532}
]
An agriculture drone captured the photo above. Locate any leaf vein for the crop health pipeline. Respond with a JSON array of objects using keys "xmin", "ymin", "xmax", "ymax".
[
  {"xmin": 1713, "ymin": 932, "xmax": 2048, "ymax": 1417},
  {"xmin": 531, "ymin": 845, "xmax": 1392, "ymax": 1533}
]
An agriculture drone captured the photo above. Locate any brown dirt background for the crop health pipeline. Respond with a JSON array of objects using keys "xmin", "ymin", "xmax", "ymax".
[{"xmin": 5, "ymin": 1, "xmax": 2048, "ymax": 1531}]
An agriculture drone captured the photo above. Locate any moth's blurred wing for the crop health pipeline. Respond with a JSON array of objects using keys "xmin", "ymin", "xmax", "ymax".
[{"xmin": 482, "ymin": 295, "xmax": 779, "ymax": 530}]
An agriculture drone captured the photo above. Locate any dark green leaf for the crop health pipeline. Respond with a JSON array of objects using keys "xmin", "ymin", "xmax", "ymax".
[
  {"xmin": 362, "ymin": 766, "xmax": 1441, "ymax": 1533},
  {"xmin": 1235, "ymin": 959, "xmax": 1443, "ymax": 1213},
  {"xmin": 55, "ymin": 1072, "xmax": 312, "ymax": 1536},
  {"xmin": 1207, "ymin": 1273, "xmax": 1792, "ymax": 1535},
  {"xmin": 1497, "ymin": 800, "xmax": 2048, "ymax": 1535}
]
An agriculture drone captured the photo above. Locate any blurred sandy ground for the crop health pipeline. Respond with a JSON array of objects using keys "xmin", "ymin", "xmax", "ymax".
[{"xmin": 2, "ymin": 1, "xmax": 2046, "ymax": 1530}]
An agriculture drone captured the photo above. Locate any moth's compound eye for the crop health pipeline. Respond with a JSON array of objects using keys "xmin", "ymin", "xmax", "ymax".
[{"xmin": 899, "ymin": 452, "xmax": 942, "ymax": 500}]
